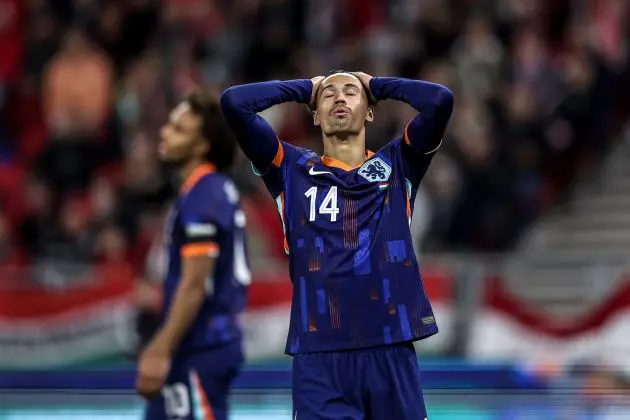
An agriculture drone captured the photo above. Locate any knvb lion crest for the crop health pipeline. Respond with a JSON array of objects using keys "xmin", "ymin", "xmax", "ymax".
[{"xmin": 358, "ymin": 157, "xmax": 392, "ymax": 182}]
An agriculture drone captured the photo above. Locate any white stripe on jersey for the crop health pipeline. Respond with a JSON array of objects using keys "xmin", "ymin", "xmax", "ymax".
[{"xmin": 185, "ymin": 223, "xmax": 217, "ymax": 237}]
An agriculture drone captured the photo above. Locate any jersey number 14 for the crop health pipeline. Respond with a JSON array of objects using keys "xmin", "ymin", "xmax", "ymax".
[{"xmin": 305, "ymin": 186, "xmax": 339, "ymax": 222}]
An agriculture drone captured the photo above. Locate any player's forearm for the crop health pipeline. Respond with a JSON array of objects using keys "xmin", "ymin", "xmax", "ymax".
[
  {"xmin": 370, "ymin": 77, "xmax": 453, "ymax": 112},
  {"xmin": 154, "ymin": 280, "xmax": 206, "ymax": 354},
  {"xmin": 221, "ymin": 80, "xmax": 312, "ymax": 115},
  {"xmin": 371, "ymin": 77, "xmax": 454, "ymax": 154},
  {"xmin": 220, "ymin": 80, "xmax": 311, "ymax": 171}
]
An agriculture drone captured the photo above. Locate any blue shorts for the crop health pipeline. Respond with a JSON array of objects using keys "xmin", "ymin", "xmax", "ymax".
[
  {"xmin": 144, "ymin": 340, "xmax": 243, "ymax": 420},
  {"xmin": 292, "ymin": 342, "xmax": 427, "ymax": 420}
]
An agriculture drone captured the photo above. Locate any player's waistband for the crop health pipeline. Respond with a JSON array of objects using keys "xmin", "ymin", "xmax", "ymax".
[
  {"xmin": 286, "ymin": 326, "xmax": 438, "ymax": 355},
  {"xmin": 301, "ymin": 341, "xmax": 416, "ymax": 355}
]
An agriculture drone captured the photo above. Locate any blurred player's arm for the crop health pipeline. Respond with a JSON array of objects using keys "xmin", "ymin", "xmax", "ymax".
[
  {"xmin": 220, "ymin": 80, "xmax": 312, "ymax": 173},
  {"xmin": 369, "ymin": 77, "xmax": 454, "ymax": 155},
  {"xmin": 153, "ymin": 224, "xmax": 219, "ymax": 354}
]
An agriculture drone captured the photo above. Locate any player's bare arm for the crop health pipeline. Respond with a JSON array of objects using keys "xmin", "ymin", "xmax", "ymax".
[
  {"xmin": 220, "ymin": 79, "xmax": 317, "ymax": 173},
  {"xmin": 136, "ymin": 254, "xmax": 215, "ymax": 398},
  {"xmin": 366, "ymin": 73, "xmax": 454, "ymax": 155},
  {"xmin": 154, "ymin": 253, "xmax": 216, "ymax": 351}
]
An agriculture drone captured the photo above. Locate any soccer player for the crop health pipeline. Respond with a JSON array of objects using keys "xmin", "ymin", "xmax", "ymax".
[
  {"xmin": 220, "ymin": 71, "xmax": 453, "ymax": 419},
  {"xmin": 136, "ymin": 89, "xmax": 250, "ymax": 420}
]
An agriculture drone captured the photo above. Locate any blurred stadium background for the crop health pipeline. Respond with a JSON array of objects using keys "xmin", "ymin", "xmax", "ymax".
[{"xmin": 0, "ymin": 0, "xmax": 629, "ymax": 418}]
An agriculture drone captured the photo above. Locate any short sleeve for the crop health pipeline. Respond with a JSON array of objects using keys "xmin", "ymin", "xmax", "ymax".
[{"xmin": 179, "ymin": 177, "xmax": 236, "ymax": 258}]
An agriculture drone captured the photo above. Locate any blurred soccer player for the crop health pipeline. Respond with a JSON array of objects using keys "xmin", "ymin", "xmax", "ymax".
[
  {"xmin": 221, "ymin": 72, "xmax": 453, "ymax": 419},
  {"xmin": 136, "ymin": 90, "xmax": 250, "ymax": 420}
]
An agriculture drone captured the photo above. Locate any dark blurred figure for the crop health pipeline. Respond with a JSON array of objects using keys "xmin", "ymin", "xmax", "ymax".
[
  {"xmin": 243, "ymin": 0, "xmax": 305, "ymax": 80},
  {"xmin": 88, "ymin": 1, "xmax": 159, "ymax": 74},
  {"xmin": 19, "ymin": 177, "xmax": 55, "ymax": 258},
  {"xmin": 36, "ymin": 196, "xmax": 96, "ymax": 264}
]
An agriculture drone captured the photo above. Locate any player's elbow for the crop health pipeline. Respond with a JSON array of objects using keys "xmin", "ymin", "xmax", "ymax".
[
  {"xmin": 220, "ymin": 85, "xmax": 253, "ymax": 115},
  {"xmin": 220, "ymin": 86, "xmax": 240, "ymax": 115},
  {"xmin": 434, "ymin": 85, "xmax": 454, "ymax": 116},
  {"xmin": 222, "ymin": 85, "xmax": 257, "ymax": 123}
]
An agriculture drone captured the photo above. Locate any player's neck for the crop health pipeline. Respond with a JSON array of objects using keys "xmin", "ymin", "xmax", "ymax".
[
  {"xmin": 322, "ymin": 132, "xmax": 367, "ymax": 169},
  {"xmin": 179, "ymin": 159, "xmax": 206, "ymax": 184}
]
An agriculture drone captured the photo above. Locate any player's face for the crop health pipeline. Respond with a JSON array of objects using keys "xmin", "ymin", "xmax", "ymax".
[
  {"xmin": 313, "ymin": 74, "xmax": 374, "ymax": 136},
  {"xmin": 159, "ymin": 102, "xmax": 207, "ymax": 164}
]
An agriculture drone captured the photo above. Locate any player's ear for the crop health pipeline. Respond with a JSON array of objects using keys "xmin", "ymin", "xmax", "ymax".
[
  {"xmin": 312, "ymin": 109, "xmax": 321, "ymax": 127},
  {"xmin": 305, "ymin": 104, "xmax": 321, "ymax": 127},
  {"xmin": 366, "ymin": 107, "xmax": 374, "ymax": 122}
]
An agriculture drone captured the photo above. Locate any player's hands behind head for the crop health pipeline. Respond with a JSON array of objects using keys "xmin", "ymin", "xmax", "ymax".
[
  {"xmin": 351, "ymin": 72, "xmax": 376, "ymax": 105},
  {"xmin": 351, "ymin": 72, "xmax": 373, "ymax": 86},
  {"xmin": 310, "ymin": 76, "xmax": 325, "ymax": 110}
]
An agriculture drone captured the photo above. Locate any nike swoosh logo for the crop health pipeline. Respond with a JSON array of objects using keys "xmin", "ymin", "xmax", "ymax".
[{"xmin": 309, "ymin": 167, "xmax": 333, "ymax": 176}]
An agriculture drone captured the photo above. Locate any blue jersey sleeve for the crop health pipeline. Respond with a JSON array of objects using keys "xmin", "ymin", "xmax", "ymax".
[
  {"xmin": 220, "ymin": 80, "xmax": 312, "ymax": 175},
  {"xmin": 180, "ymin": 176, "xmax": 237, "ymax": 258},
  {"xmin": 256, "ymin": 141, "xmax": 319, "ymax": 194},
  {"xmin": 370, "ymin": 77, "xmax": 454, "ymax": 185}
]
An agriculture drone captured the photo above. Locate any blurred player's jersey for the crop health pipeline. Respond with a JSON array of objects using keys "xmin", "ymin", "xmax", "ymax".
[
  {"xmin": 162, "ymin": 164, "xmax": 250, "ymax": 357},
  {"xmin": 257, "ymin": 140, "xmax": 438, "ymax": 354}
]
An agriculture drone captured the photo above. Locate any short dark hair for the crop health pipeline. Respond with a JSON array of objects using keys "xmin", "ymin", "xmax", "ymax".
[{"xmin": 186, "ymin": 88, "xmax": 237, "ymax": 172}]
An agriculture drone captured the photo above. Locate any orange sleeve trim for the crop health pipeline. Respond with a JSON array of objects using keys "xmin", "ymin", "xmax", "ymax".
[
  {"xmin": 272, "ymin": 139, "xmax": 284, "ymax": 167},
  {"xmin": 403, "ymin": 120, "xmax": 412, "ymax": 145},
  {"xmin": 181, "ymin": 242, "xmax": 219, "ymax": 257}
]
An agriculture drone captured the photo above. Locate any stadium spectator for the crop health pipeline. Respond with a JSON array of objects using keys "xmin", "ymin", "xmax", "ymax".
[{"xmin": 42, "ymin": 27, "xmax": 112, "ymax": 138}]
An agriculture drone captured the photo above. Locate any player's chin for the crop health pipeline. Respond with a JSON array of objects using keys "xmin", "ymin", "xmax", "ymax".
[
  {"xmin": 325, "ymin": 124, "xmax": 357, "ymax": 138},
  {"xmin": 158, "ymin": 146, "xmax": 178, "ymax": 162},
  {"xmin": 159, "ymin": 152, "xmax": 175, "ymax": 162},
  {"xmin": 160, "ymin": 154, "xmax": 188, "ymax": 169}
]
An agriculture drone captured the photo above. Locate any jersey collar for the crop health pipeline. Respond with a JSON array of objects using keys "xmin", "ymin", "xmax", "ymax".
[
  {"xmin": 180, "ymin": 163, "xmax": 216, "ymax": 195},
  {"xmin": 320, "ymin": 150, "xmax": 375, "ymax": 171}
]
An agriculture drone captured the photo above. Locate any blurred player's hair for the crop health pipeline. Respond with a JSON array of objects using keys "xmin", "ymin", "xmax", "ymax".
[{"xmin": 186, "ymin": 89, "xmax": 237, "ymax": 173}]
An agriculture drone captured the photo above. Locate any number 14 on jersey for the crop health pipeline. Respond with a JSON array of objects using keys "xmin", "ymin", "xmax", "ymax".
[{"xmin": 305, "ymin": 186, "xmax": 339, "ymax": 222}]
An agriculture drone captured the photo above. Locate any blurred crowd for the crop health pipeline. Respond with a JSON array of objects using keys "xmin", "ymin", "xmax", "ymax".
[{"xmin": 0, "ymin": 0, "xmax": 628, "ymax": 281}]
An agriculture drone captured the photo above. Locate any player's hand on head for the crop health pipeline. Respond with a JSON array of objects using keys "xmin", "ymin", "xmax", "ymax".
[
  {"xmin": 352, "ymin": 72, "xmax": 373, "ymax": 86},
  {"xmin": 351, "ymin": 72, "xmax": 377, "ymax": 104},
  {"xmin": 136, "ymin": 339, "xmax": 171, "ymax": 399},
  {"xmin": 310, "ymin": 76, "xmax": 325, "ymax": 109}
]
